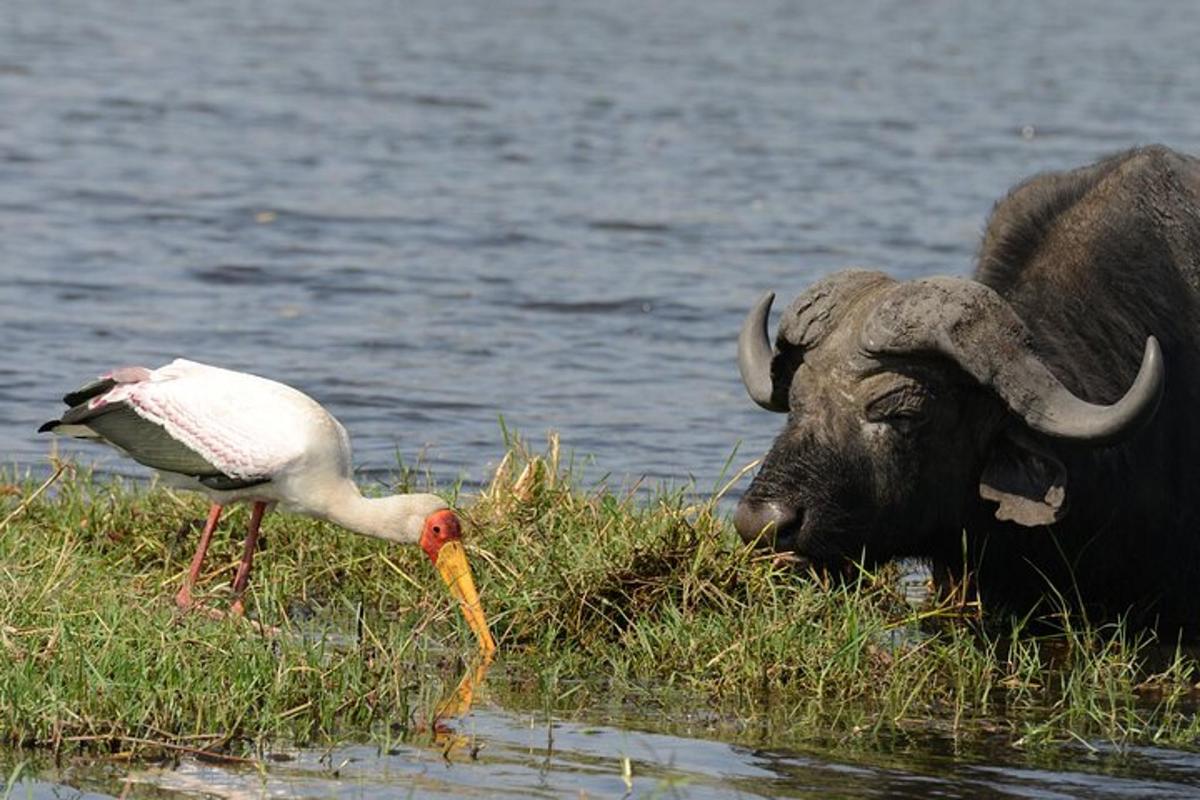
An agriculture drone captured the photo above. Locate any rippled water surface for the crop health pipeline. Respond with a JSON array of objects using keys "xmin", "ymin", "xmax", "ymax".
[
  {"xmin": 5, "ymin": 0, "xmax": 1199, "ymax": 489},
  {"xmin": 5, "ymin": 0, "xmax": 1200, "ymax": 796},
  {"xmin": 11, "ymin": 698, "xmax": 1200, "ymax": 800}
]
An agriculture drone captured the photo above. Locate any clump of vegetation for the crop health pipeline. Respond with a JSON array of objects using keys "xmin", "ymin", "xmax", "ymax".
[
  {"xmin": 0, "ymin": 435, "xmax": 1198, "ymax": 760},
  {"xmin": 472, "ymin": 435, "xmax": 1200, "ymax": 749}
]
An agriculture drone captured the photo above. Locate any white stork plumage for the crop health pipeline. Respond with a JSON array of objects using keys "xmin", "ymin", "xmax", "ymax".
[{"xmin": 40, "ymin": 358, "xmax": 495, "ymax": 654}]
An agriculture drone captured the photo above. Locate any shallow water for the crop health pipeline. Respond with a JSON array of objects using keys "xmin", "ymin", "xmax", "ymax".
[
  {"xmin": 5, "ymin": 0, "xmax": 1200, "ymax": 795},
  {"xmin": 11, "ymin": 702, "xmax": 1200, "ymax": 799}
]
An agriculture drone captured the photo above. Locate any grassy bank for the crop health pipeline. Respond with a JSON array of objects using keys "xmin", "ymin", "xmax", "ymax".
[{"xmin": 1, "ymin": 436, "xmax": 1198, "ymax": 758}]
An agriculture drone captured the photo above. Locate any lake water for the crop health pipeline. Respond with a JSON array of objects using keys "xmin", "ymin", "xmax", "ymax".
[{"xmin": 4, "ymin": 0, "xmax": 1200, "ymax": 796}]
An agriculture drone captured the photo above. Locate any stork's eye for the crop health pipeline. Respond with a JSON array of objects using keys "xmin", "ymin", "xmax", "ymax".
[{"xmin": 865, "ymin": 384, "xmax": 933, "ymax": 428}]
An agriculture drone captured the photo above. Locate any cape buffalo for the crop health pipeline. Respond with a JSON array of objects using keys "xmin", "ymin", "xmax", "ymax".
[{"xmin": 734, "ymin": 145, "xmax": 1200, "ymax": 635}]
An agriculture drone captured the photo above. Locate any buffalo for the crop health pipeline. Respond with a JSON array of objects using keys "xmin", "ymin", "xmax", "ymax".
[{"xmin": 734, "ymin": 145, "xmax": 1200, "ymax": 635}]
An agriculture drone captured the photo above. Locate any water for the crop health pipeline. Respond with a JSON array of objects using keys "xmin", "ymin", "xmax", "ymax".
[
  {"xmin": 4, "ymin": 0, "xmax": 1200, "ymax": 796},
  {"xmin": 6, "ymin": 0, "xmax": 1200, "ymax": 490},
  {"xmin": 11, "ymin": 703, "xmax": 1200, "ymax": 799}
]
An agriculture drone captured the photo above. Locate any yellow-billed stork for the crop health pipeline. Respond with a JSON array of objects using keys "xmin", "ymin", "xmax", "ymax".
[{"xmin": 40, "ymin": 358, "xmax": 495, "ymax": 654}]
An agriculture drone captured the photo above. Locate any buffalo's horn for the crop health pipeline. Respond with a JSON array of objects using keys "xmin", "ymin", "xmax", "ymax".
[
  {"xmin": 738, "ymin": 291, "xmax": 789, "ymax": 412},
  {"xmin": 861, "ymin": 277, "xmax": 1165, "ymax": 444}
]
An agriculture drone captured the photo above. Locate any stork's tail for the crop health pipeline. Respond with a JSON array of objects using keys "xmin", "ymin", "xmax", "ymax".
[{"xmin": 39, "ymin": 365, "xmax": 153, "ymax": 436}]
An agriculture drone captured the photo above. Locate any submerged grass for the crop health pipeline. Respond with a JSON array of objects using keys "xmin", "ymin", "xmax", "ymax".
[{"xmin": 1, "ymin": 435, "xmax": 1199, "ymax": 758}]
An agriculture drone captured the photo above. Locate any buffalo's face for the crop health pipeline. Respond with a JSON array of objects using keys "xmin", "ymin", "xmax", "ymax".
[
  {"xmin": 735, "ymin": 329, "xmax": 980, "ymax": 567},
  {"xmin": 733, "ymin": 270, "xmax": 1164, "ymax": 568}
]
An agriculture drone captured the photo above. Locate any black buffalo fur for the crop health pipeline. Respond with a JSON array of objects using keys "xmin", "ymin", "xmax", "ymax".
[
  {"xmin": 966, "ymin": 146, "xmax": 1200, "ymax": 635},
  {"xmin": 743, "ymin": 146, "xmax": 1200, "ymax": 636}
]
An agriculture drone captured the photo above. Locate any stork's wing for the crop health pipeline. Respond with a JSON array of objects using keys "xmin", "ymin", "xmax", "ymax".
[
  {"xmin": 44, "ymin": 400, "xmax": 265, "ymax": 490},
  {"xmin": 60, "ymin": 401, "xmax": 218, "ymax": 476},
  {"xmin": 39, "ymin": 359, "xmax": 320, "ymax": 488}
]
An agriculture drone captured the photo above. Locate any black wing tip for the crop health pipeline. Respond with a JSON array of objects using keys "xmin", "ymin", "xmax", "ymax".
[
  {"xmin": 38, "ymin": 420, "xmax": 60, "ymax": 434},
  {"xmin": 62, "ymin": 377, "xmax": 117, "ymax": 408}
]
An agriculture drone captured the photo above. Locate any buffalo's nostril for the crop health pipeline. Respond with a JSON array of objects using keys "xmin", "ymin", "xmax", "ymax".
[{"xmin": 734, "ymin": 499, "xmax": 799, "ymax": 546}]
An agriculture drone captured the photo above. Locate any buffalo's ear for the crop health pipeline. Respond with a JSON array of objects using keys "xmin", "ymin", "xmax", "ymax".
[{"xmin": 978, "ymin": 430, "xmax": 1068, "ymax": 527}]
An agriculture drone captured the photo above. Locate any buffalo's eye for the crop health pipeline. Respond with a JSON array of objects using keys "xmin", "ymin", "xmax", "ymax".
[{"xmin": 864, "ymin": 385, "xmax": 933, "ymax": 428}]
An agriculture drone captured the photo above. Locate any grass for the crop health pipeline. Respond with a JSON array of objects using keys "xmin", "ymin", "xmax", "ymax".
[{"xmin": 1, "ymin": 433, "xmax": 1199, "ymax": 760}]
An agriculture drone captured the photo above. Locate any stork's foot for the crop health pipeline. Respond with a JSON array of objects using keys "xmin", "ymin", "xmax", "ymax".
[
  {"xmin": 171, "ymin": 597, "xmax": 225, "ymax": 621},
  {"xmin": 173, "ymin": 597, "xmax": 278, "ymax": 634},
  {"xmin": 175, "ymin": 586, "xmax": 220, "ymax": 614}
]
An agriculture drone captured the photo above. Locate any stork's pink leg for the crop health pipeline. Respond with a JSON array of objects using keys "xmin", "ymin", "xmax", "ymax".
[
  {"xmin": 176, "ymin": 503, "xmax": 223, "ymax": 610},
  {"xmin": 229, "ymin": 501, "xmax": 267, "ymax": 616}
]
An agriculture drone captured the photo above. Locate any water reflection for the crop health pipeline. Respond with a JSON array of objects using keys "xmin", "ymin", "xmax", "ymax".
[{"xmin": 431, "ymin": 655, "xmax": 493, "ymax": 761}]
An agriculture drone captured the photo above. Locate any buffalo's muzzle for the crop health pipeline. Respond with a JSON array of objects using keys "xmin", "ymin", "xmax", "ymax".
[{"xmin": 734, "ymin": 498, "xmax": 801, "ymax": 548}]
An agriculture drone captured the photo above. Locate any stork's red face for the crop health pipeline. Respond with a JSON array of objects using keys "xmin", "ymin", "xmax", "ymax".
[
  {"xmin": 419, "ymin": 508, "xmax": 462, "ymax": 564},
  {"xmin": 419, "ymin": 509, "xmax": 496, "ymax": 656}
]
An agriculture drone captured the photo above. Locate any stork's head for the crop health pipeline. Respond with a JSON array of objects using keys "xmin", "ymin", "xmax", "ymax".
[{"xmin": 382, "ymin": 493, "xmax": 496, "ymax": 655}]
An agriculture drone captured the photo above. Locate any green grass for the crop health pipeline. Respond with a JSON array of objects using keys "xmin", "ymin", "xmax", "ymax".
[{"xmin": 1, "ymin": 435, "xmax": 1198, "ymax": 759}]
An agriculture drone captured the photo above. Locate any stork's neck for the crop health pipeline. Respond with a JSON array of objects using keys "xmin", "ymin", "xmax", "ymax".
[{"xmin": 306, "ymin": 478, "xmax": 438, "ymax": 545}]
